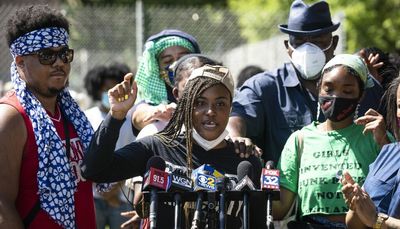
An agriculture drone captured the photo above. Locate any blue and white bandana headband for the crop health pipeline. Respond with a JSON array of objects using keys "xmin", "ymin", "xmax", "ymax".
[{"xmin": 10, "ymin": 27, "xmax": 93, "ymax": 229}]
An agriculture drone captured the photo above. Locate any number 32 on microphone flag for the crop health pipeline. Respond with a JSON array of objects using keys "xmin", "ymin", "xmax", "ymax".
[{"xmin": 261, "ymin": 169, "xmax": 280, "ymax": 191}]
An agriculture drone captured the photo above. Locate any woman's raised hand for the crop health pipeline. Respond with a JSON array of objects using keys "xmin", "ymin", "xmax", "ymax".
[
  {"xmin": 354, "ymin": 108, "xmax": 389, "ymax": 147},
  {"xmin": 109, "ymin": 73, "xmax": 137, "ymax": 120}
]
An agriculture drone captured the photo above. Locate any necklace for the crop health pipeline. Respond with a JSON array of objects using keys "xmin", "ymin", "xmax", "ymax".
[
  {"xmin": 48, "ymin": 105, "xmax": 61, "ymax": 122},
  {"xmin": 320, "ymin": 122, "xmax": 347, "ymax": 183}
]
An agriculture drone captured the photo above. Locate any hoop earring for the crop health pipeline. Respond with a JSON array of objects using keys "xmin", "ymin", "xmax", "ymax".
[{"xmin": 316, "ymin": 102, "xmax": 321, "ymax": 121}]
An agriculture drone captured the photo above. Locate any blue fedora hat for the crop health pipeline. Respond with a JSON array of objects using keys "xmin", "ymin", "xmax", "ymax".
[{"xmin": 279, "ymin": 0, "xmax": 340, "ymax": 36}]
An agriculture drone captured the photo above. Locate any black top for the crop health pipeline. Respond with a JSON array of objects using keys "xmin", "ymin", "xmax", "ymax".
[{"xmin": 83, "ymin": 114, "xmax": 266, "ymax": 228}]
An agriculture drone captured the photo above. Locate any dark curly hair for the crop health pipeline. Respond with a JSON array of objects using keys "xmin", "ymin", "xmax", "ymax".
[
  {"xmin": 6, "ymin": 5, "xmax": 69, "ymax": 47},
  {"xmin": 236, "ymin": 65, "xmax": 264, "ymax": 89},
  {"xmin": 84, "ymin": 63, "xmax": 130, "ymax": 101}
]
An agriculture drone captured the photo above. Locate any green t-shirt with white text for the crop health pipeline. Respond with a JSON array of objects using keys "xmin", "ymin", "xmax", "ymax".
[{"xmin": 278, "ymin": 122, "xmax": 380, "ymax": 218}]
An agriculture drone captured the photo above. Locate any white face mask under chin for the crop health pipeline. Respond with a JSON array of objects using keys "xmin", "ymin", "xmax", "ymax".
[
  {"xmin": 289, "ymin": 42, "xmax": 328, "ymax": 80},
  {"xmin": 192, "ymin": 128, "xmax": 229, "ymax": 151}
]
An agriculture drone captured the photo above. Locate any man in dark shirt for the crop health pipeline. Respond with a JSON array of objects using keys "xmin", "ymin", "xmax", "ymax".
[{"xmin": 228, "ymin": 0, "xmax": 381, "ymax": 163}]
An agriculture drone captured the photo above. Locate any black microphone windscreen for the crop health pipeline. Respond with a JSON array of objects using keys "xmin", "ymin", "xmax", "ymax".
[
  {"xmin": 265, "ymin": 160, "xmax": 275, "ymax": 169},
  {"xmin": 237, "ymin": 161, "xmax": 254, "ymax": 181},
  {"xmin": 146, "ymin": 156, "xmax": 166, "ymax": 171}
]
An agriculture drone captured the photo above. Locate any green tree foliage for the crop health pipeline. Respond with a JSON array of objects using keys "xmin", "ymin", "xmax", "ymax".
[
  {"xmin": 228, "ymin": 0, "xmax": 292, "ymax": 42},
  {"xmin": 64, "ymin": 0, "xmax": 226, "ymax": 7},
  {"xmin": 329, "ymin": 0, "xmax": 400, "ymax": 53},
  {"xmin": 227, "ymin": 0, "xmax": 400, "ymax": 53}
]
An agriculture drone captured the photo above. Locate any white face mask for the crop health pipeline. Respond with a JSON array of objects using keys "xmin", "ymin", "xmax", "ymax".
[
  {"xmin": 289, "ymin": 42, "xmax": 331, "ymax": 80},
  {"xmin": 192, "ymin": 128, "xmax": 229, "ymax": 151}
]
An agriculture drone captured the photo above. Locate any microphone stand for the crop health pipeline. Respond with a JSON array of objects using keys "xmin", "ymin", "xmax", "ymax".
[
  {"xmin": 174, "ymin": 193, "xmax": 182, "ymax": 229},
  {"xmin": 243, "ymin": 192, "xmax": 249, "ymax": 229},
  {"xmin": 191, "ymin": 192, "xmax": 203, "ymax": 229},
  {"xmin": 266, "ymin": 191, "xmax": 274, "ymax": 229},
  {"xmin": 149, "ymin": 188, "xmax": 158, "ymax": 229},
  {"xmin": 219, "ymin": 189, "xmax": 226, "ymax": 229}
]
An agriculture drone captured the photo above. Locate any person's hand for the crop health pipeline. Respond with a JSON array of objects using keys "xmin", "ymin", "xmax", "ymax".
[
  {"xmin": 359, "ymin": 49, "xmax": 384, "ymax": 83},
  {"xmin": 341, "ymin": 170, "xmax": 360, "ymax": 211},
  {"xmin": 120, "ymin": 210, "xmax": 141, "ymax": 229},
  {"xmin": 109, "ymin": 73, "xmax": 137, "ymax": 120},
  {"xmin": 351, "ymin": 191, "xmax": 378, "ymax": 227},
  {"xmin": 354, "ymin": 109, "xmax": 389, "ymax": 147},
  {"xmin": 227, "ymin": 136, "xmax": 263, "ymax": 158},
  {"xmin": 143, "ymin": 102, "xmax": 177, "ymax": 123},
  {"xmin": 341, "ymin": 171, "xmax": 378, "ymax": 227}
]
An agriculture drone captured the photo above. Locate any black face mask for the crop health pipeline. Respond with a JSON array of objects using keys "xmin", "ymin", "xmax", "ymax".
[{"xmin": 318, "ymin": 96, "xmax": 359, "ymax": 122}]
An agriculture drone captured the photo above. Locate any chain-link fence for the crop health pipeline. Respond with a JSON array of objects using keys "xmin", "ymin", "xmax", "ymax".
[
  {"xmin": 1, "ymin": 3, "xmax": 345, "ymax": 94},
  {"xmin": 65, "ymin": 3, "xmax": 256, "ymax": 91}
]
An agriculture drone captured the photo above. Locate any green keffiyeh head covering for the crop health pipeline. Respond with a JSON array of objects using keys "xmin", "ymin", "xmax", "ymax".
[{"xmin": 135, "ymin": 36, "xmax": 195, "ymax": 105}]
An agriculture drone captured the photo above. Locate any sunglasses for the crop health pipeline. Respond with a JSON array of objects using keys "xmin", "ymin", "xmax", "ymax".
[{"xmin": 30, "ymin": 48, "xmax": 74, "ymax": 65}]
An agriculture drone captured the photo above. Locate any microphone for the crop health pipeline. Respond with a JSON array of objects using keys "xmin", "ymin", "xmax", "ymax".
[
  {"xmin": 234, "ymin": 161, "xmax": 256, "ymax": 229},
  {"xmin": 191, "ymin": 165, "xmax": 219, "ymax": 229},
  {"xmin": 168, "ymin": 171, "xmax": 193, "ymax": 229},
  {"xmin": 234, "ymin": 161, "xmax": 256, "ymax": 191},
  {"xmin": 142, "ymin": 156, "xmax": 169, "ymax": 229},
  {"xmin": 216, "ymin": 177, "xmax": 230, "ymax": 229},
  {"xmin": 261, "ymin": 161, "xmax": 280, "ymax": 229}
]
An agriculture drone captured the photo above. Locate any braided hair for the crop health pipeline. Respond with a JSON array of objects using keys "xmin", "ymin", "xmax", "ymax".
[
  {"xmin": 384, "ymin": 74, "xmax": 400, "ymax": 140},
  {"xmin": 155, "ymin": 76, "xmax": 230, "ymax": 175}
]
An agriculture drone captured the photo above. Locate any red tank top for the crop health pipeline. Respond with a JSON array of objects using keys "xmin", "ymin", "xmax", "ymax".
[{"xmin": 0, "ymin": 91, "xmax": 96, "ymax": 229}]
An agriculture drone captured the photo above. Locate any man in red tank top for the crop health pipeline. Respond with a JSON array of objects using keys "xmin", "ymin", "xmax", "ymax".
[{"xmin": 0, "ymin": 5, "xmax": 96, "ymax": 229}]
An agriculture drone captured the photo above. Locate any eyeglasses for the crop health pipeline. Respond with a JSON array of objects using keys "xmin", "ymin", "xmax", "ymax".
[{"xmin": 30, "ymin": 48, "xmax": 74, "ymax": 65}]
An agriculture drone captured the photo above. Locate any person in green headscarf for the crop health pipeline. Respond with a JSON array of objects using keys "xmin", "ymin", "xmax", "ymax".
[{"xmin": 132, "ymin": 29, "xmax": 201, "ymax": 131}]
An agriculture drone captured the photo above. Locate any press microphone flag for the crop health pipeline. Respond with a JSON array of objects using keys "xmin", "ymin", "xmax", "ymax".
[
  {"xmin": 143, "ymin": 156, "xmax": 168, "ymax": 229},
  {"xmin": 191, "ymin": 164, "xmax": 223, "ymax": 192},
  {"xmin": 143, "ymin": 157, "xmax": 169, "ymax": 191},
  {"xmin": 193, "ymin": 164, "xmax": 225, "ymax": 178},
  {"xmin": 261, "ymin": 161, "xmax": 280, "ymax": 191},
  {"xmin": 262, "ymin": 161, "xmax": 279, "ymax": 229},
  {"xmin": 168, "ymin": 172, "xmax": 193, "ymax": 192}
]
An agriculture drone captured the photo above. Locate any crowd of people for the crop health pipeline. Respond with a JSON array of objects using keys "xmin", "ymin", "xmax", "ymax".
[{"xmin": 0, "ymin": 0, "xmax": 400, "ymax": 229}]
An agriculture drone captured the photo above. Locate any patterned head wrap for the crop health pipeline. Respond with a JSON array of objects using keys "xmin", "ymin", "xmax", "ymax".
[
  {"xmin": 135, "ymin": 36, "xmax": 195, "ymax": 105},
  {"xmin": 9, "ymin": 27, "xmax": 93, "ymax": 229}
]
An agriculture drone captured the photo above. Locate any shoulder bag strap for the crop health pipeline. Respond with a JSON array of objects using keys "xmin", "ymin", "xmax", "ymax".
[
  {"xmin": 23, "ymin": 199, "xmax": 41, "ymax": 228},
  {"xmin": 293, "ymin": 130, "xmax": 304, "ymax": 219}
]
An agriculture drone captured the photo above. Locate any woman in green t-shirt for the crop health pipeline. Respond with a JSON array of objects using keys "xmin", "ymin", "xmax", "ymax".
[{"xmin": 273, "ymin": 54, "xmax": 390, "ymax": 228}]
